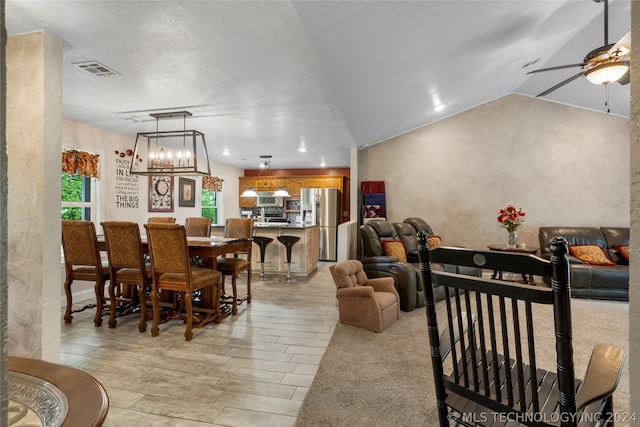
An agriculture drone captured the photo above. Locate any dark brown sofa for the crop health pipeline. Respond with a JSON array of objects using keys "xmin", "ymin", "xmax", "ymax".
[
  {"xmin": 360, "ymin": 220, "xmax": 424, "ymax": 311},
  {"xmin": 360, "ymin": 217, "xmax": 481, "ymax": 311},
  {"xmin": 538, "ymin": 226, "xmax": 629, "ymax": 301}
]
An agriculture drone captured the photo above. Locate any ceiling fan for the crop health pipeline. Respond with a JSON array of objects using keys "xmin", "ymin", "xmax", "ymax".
[{"xmin": 527, "ymin": 0, "xmax": 630, "ymax": 98}]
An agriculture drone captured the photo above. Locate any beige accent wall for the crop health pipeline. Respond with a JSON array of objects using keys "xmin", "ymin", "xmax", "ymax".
[
  {"xmin": 359, "ymin": 94, "xmax": 629, "ymax": 250},
  {"xmin": 6, "ymin": 32, "xmax": 62, "ymax": 361}
]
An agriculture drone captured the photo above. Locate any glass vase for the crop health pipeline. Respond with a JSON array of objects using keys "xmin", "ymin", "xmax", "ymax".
[{"xmin": 507, "ymin": 230, "xmax": 518, "ymax": 248}]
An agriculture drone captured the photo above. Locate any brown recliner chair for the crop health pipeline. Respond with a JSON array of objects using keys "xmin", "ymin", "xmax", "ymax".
[
  {"xmin": 330, "ymin": 260, "xmax": 400, "ymax": 333},
  {"xmin": 360, "ymin": 220, "xmax": 423, "ymax": 312}
]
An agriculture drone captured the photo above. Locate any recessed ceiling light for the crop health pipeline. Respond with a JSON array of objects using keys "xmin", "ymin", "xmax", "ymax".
[
  {"xmin": 434, "ymin": 104, "xmax": 445, "ymax": 112},
  {"xmin": 222, "ymin": 149, "xmax": 230, "ymax": 156},
  {"xmin": 298, "ymin": 147, "xmax": 307, "ymax": 153}
]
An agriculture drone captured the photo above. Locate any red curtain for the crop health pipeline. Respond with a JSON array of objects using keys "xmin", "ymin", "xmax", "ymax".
[
  {"xmin": 202, "ymin": 176, "xmax": 224, "ymax": 191},
  {"xmin": 62, "ymin": 150, "xmax": 100, "ymax": 178}
]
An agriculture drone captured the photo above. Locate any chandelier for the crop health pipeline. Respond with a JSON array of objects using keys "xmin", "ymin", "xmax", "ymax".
[
  {"xmin": 241, "ymin": 155, "xmax": 290, "ymax": 197},
  {"xmin": 129, "ymin": 111, "xmax": 211, "ymax": 176}
]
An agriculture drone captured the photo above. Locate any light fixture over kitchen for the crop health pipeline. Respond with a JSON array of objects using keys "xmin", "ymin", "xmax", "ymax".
[
  {"xmin": 129, "ymin": 110, "xmax": 211, "ymax": 176},
  {"xmin": 241, "ymin": 155, "xmax": 290, "ymax": 197}
]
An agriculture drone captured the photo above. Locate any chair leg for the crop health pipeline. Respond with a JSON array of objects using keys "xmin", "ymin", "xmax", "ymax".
[
  {"xmin": 93, "ymin": 280, "xmax": 104, "ymax": 327},
  {"xmin": 151, "ymin": 287, "xmax": 160, "ymax": 337},
  {"xmin": 246, "ymin": 269, "xmax": 252, "ymax": 304},
  {"xmin": 138, "ymin": 285, "xmax": 147, "ymax": 333},
  {"xmin": 64, "ymin": 279, "xmax": 73, "ymax": 324},
  {"xmin": 231, "ymin": 274, "xmax": 238, "ymax": 315},
  {"xmin": 108, "ymin": 283, "xmax": 118, "ymax": 328},
  {"xmin": 184, "ymin": 291, "xmax": 193, "ymax": 341}
]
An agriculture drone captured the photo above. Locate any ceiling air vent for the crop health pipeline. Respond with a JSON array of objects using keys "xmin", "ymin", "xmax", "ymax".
[{"xmin": 72, "ymin": 61, "xmax": 120, "ymax": 77}]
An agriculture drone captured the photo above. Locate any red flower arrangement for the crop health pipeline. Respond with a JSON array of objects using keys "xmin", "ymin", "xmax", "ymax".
[{"xmin": 497, "ymin": 204, "xmax": 526, "ymax": 233}]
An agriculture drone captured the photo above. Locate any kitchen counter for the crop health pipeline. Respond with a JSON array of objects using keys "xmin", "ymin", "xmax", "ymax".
[
  {"xmin": 212, "ymin": 223, "xmax": 316, "ymax": 229},
  {"xmin": 211, "ymin": 224, "xmax": 319, "ymax": 276}
]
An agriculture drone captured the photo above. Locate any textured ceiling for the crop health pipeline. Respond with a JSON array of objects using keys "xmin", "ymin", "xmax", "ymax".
[{"xmin": 5, "ymin": 0, "xmax": 631, "ymax": 170}]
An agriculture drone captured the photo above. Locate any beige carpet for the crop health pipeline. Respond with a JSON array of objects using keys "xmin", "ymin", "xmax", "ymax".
[{"xmin": 295, "ymin": 298, "xmax": 630, "ymax": 427}]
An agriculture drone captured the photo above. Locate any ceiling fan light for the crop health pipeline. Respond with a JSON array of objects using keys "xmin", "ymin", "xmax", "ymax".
[{"xmin": 585, "ymin": 62, "xmax": 629, "ymax": 85}]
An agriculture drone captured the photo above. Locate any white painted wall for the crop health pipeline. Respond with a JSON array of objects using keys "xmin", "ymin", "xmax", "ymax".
[{"xmin": 358, "ymin": 94, "xmax": 630, "ymax": 250}]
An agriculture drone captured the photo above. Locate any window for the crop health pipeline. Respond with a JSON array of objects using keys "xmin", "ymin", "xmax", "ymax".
[
  {"xmin": 201, "ymin": 189, "xmax": 218, "ymax": 224},
  {"xmin": 61, "ymin": 173, "xmax": 98, "ymax": 226}
]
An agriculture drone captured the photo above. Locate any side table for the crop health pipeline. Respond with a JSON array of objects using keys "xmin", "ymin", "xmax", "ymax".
[{"xmin": 486, "ymin": 245, "xmax": 539, "ymax": 285}]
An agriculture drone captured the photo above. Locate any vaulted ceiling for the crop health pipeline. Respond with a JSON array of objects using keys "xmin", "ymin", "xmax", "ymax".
[{"xmin": 5, "ymin": 0, "xmax": 631, "ymax": 170}]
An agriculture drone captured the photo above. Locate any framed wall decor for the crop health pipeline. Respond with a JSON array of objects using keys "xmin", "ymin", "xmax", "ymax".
[
  {"xmin": 149, "ymin": 176, "xmax": 174, "ymax": 212},
  {"xmin": 179, "ymin": 177, "xmax": 196, "ymax": 207}
]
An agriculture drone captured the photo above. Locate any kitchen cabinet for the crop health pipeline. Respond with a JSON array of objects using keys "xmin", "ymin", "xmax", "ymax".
[
  {"xmin": 255, "ymin": 177, "xmax": 287, "ymax": 192},
  {"xmin": 239, "ymin": 176, "xmax": 343, "ymax": 199},
  {"xmin": 239, "ymin": 178, "xmax": 257, "ymax": 207},
  {"xmin": 303, "ymin": 176, "xmax": 343, "ymax": 191},
  {"xmin": 285, "ymin": 178, "xmax": 304, "ymax": 198}
]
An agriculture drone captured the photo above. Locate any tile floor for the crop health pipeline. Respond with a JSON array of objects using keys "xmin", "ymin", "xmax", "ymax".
[{"xmin": 60, "ymin": 263, "xmax": 339, "ymax": 427}]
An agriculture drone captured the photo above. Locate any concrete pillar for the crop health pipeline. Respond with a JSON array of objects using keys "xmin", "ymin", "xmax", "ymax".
[
  {"xmin": 630, "ymin": 1, "xmax": 640, "ymax": 412},
  {"xmin": 1, "ymin": 2, "xmax": 9, "ymax": 422},
  {"xmin": 6, "ymin": 31, "xmax": 62, "ymax": 361}
]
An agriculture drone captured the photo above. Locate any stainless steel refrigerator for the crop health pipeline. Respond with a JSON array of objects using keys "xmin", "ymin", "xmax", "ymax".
[{"xmin": 301, "ymin": 188, "xmax": 339, "ymax": 261}]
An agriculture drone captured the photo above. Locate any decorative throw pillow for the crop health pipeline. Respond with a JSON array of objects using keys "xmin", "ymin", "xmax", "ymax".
[
  {"xmin": 568, "ymin": 245, "xmax": 617, "ymax": 266},
  {"xmin": 382, "ymin": 240, "xmax": 407, "ymax": 263},
  {"xmin": 615, "ymin": 245, "xmax": 630, "ymax": 262},
  {"xmin": 427, "ymin": 235, "xmax": 443, "ymax": 250}
]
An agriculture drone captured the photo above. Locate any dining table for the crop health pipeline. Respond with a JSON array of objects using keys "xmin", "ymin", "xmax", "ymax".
[{"xmin": 96, "ymin": 234, "xmax": 252, "ymax": 323}]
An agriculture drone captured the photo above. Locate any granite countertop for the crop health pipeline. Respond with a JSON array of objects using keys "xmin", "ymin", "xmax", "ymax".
[{"xmin": 212, "ymin": 223, "xmax": 318, "ymax": 229}]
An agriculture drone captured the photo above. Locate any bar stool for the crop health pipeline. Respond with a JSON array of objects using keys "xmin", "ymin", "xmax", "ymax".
[
  {"xmin": 277, "ymin": 235, "xmax": 300, "ymax": 283},
  {"xmin": 253, "ymin": 236, "xmax": 273, "ymax": 281}
]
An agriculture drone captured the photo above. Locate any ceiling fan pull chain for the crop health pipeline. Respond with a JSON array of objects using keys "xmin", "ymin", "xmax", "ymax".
[{"xmin": 605, "ymin": 84, "xmax": 610, "ymax": 114}]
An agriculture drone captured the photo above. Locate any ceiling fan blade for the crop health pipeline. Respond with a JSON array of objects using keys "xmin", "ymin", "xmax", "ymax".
[
  {"xmin": 608, "ymin": 30, "xmax": 631, "ymax": 56},
  {"xmin": 536, "ymin": 72, "xmax": 584, "ymax": 97},
  {"xmin": 526, "ymin": 63, "xmax": 584, "ymax": 74}
]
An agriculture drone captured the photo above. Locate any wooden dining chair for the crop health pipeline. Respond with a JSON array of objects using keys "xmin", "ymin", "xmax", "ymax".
[
  {"xmin": 185, "ymin": 217, "xmax": 212, "ymax": 268},
  {"xmin": 101, "ymin": 221, "xmax": 151, "ymax": 332},
  {"xmin": 147, "ymin": 217, "xmax": 176, "ymax": 224},
  {"xmin": 217, "ymin": 218, "xmax": 253, "ymax": 315},
  {"xmin": 61, "ymin": 220, "xmax": 110, "ymax": 326},
  {"xmin": 185, "ymin": 217, "xmax": 212, "ymax": 237},
  {"xmin": 144, "ymin": 223, "xmax": 222, "ymax": 341}
]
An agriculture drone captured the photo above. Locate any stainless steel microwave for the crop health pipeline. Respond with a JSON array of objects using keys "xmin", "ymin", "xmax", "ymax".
[{"xmin": 256, "ymin": 194, "xmax": 283, "ymax": 207}]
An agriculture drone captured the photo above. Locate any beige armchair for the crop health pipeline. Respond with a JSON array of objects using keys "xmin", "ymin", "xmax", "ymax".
[{"xmin": 330, "ymin": 260, "xmax": 400, "ymax": 333}]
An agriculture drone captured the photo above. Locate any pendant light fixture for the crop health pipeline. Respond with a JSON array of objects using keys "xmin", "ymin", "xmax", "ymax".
[
  {"xmin": 241, "ymin": 155, "xmax": 290, "ymax": 197},
  {"xmin": 130, "ymin": 111, "xmax": 211, "ymax": 176}
]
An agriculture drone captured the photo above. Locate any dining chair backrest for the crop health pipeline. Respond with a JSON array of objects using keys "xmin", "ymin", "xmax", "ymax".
[
  {"xmin": 101, "ymin": 221, "xmax": 147, "ymax": 272},
  {"xmin": 224, "ymin": 218, "xmax": 254, "ymax": 240},
  {"xmin": 144, "ymin": 223, "xmax": 191, "ymax": 278},
  {"xmin": 61, "ymin": 220, "xmax": 104, "ymax": 272},
  {"xmin": 185, "ymin": 217, "xmax": 212, "ymax": 237},
  {"xmin": 147, "ymin": 217, "xmax": 176, "ymax": 224}
]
